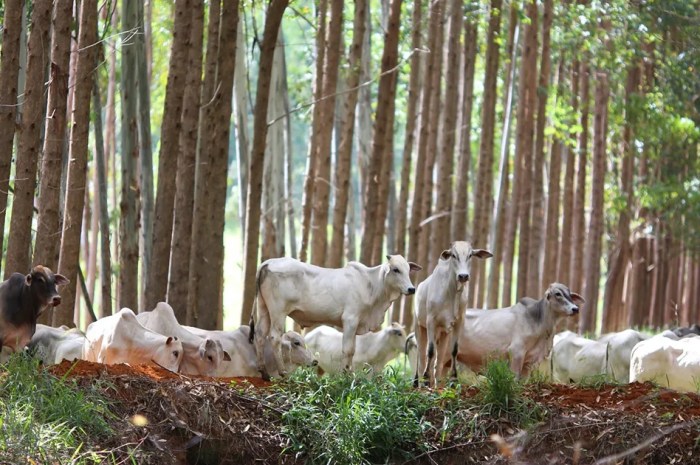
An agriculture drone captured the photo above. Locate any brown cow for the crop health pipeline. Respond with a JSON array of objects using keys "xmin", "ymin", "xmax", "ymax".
[{"xmin": 0, "ymin": 265, "xmax": 69, "ymax": 353}]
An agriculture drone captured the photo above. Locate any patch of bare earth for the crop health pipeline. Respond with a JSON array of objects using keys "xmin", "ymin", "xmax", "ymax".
[{"xmin": 50, "ymin": 361, "xmax": 700, "ymax": 464}]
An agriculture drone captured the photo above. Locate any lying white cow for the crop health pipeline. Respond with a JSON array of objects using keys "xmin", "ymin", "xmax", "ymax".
[
  {"xmin": 456, "ymin": 283, "xmax": 584, "ymax": 378},
  {"xmin": 185, "ymin": 325, "xmax": 316, "ymax": 377},
  {"xmin": 414, "ymin": 241, "xmax": 492, "ymax": 387},
  {"xmin": 252, "ymin": 255, "xmax": 421, "ymax": 379},
  {"xmin": 630, "ymin": 336, "xmax": 700, "ymax": 392},
  {"xmin": 305, "ymin": 323, "xmax": 407, "ymax": 374},
  {"xmin": 83, "ymin": 308, "xmax": 183, "ymax": 372},
  {"xmin": 136, "ymin": 302, "xmax": 230, "ymax": 376},
  {"xmin": 28, "ymin": 324, "xmax": 85, "ymax": 365}
]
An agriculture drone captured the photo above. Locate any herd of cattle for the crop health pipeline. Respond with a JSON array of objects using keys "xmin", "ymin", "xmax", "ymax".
[{"xmin": 1, "ymin": 251, "xmax": 700, "ymax": 394}]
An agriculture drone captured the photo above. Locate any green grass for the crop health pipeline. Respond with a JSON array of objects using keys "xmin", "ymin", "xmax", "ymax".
[{"xmin": 0, "ymin": 353, "xmax": 117, "ymax": 464}]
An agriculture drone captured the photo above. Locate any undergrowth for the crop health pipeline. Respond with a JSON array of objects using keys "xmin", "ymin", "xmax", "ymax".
[{"xmin": 0, "ymin": 353, "xmax": 118, "ymax": 464}]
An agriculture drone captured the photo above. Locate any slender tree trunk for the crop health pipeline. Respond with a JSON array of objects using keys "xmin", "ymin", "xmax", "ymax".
[
  {"xmin": 119, "ymin": 0, "xmax": 141, "ymax": 312},
  {"xmin": 627, "ymin": 234, "xmax": 653, "ymax": 327},
  {"xmin": 430, "ymin": 0, "xmax": 461, "ymax": 265},
  {"xmin": 570, "ymin": 61, "xmax": 591, "ymax": 294},
  {"xmin": 168, "ymin": 0, "xmax": 204, "ymax": 323},
  {"xmin": 54, "ymin": 0, "xmax": 98, "ymax": 327},
  {"xmin": 6, "ymin": 0, "xmax": 51, "ymax": 277},
  {"xmin": 366, "ymin": 0, "xmax": 403, "ymax": 265},
  {"xmin": 356, "ymin": 9, "xmax": 372, "ymax": 236},
  {"xmin": 528, "ymin": 0, "xmax": 552, "ymax": 296},
  {"xmin": 146, "ymin": 0, "xmax": 193, "ymax": 310},
  {"xmin": 189, "ymin": 0, "xmax": 239, "ymax": 329},
  {"xmin": 470, "ymin": 0, "xmax": 503, "ymax": 307},
  {"xmin": 240, "ymin": 0, "xmax": 289, "ymax": 326},
  {"xmin": 328, "ymin": 0, "xmax": 367, "ymax": 268},
  {"xmin": 299, "ymin": 0, "xmax": 328, "ymax": 263},
  {"xmin": 234, "ymin": 23, "xmax": 250, "ymax": 240},
  {"xmin": 0, "ymin": 0, "xmax": 25, "ymax": 275},
  {"xmin": 282, "ymin": 58, "xmax": 297, "ymax": 259},
  {"xmin": 580, "ymin": 70, "xmax": 610, "ymax": 334}
]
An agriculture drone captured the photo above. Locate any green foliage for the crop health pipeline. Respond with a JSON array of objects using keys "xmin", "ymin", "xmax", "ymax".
[
  {"xmin": 276, "ymin": 367, "xmax": 436, "ymax": 465},
  {"xmin": 0, "ymin": 354, "xmax": 115, "ymax": 464}
]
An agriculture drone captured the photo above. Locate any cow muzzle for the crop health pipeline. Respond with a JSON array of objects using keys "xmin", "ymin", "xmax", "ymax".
[
  {"xmin": 570, "ymin": 306, "xmax": 579, "ymax": 315},
  {"xmin": 51, "ymin": 296, "xmax": 62, "ymax": 306},
  {"xmin": 457, "ymin": 273, "xmax": 469, "ymax": 283},
  {"xmin": 405, "ymin": 287, "xmax": 416, "ymax": 295}
]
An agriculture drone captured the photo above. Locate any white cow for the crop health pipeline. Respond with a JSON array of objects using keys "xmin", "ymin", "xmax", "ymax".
[
  {"xmin": 28, "ymin": 324, "xmax": 85, "ymax": 365},
  {"xmin": 414, "ymin": 241, "xmax": 492, "ymax": 387},
  {"xmin": 185, "ymin": 325, "xmax": 317, "ymax": 377},
  {"xmin": 456, "ymin": 283, "xmax": 584, "ymax": 378},
  {"xmin": 83, "ymin": 308, "xmax": 183, "ymax": 372},
  {"xmin": 252, "ymin": 255, "xmax": 421, "ymax": 379},
  {"xmin": 305, "ymin": 323, "xmax": 407, "ymax": 374},
  {"xmin": 136, "ymin": 302, "xmax": 230, "ymax": 376},
  {"xmin": 630, "ymin": 335, "xmax": 700, "ymax": 392}
]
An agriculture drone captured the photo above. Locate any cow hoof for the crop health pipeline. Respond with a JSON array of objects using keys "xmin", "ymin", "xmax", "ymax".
[{"xmin": 278, "ymin": 370, "xmax": 288, "ymax": 378}]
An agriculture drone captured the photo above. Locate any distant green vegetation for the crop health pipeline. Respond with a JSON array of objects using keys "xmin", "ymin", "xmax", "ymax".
[{"xmin": 0, "ymin": 354, "xmax": 118, "ymax": 464}]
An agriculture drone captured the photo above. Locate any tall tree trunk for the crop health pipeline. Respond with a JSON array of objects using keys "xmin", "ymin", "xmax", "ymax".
[
  {"xmin": 602, "ymin": 65, "xmax": 639, "ymax": 332},
  {"xmin": 514, "ymin": 0, "xmax": 538, "ymax": 300},
  {"xmin": 119, "ymin": 0, "xmax": 141, "ymax": 312},
  {"xmin": 234, "ymin": 23, "xmax": 250, "ymax": 241},
  {"xmin": 92, "ymin": 75, "xmax": 113, "ymax": 318},
  {"xmin": 580, "ymin": 70, "xmax": 609, "ymax": 334},
  {"xmin": 366, "ymin": 0, "xmax": 403, "ymax": 265},
  {"xmin": 168, "ymin": 0, "xmax": 204, "ymax": 323},
  {"xmin": 54, "ymin": 0, "xmax": 98, "ymax": 327},
  {"xmin": 240, "ymin": 0, "xmax": 289, "ymax": 326},
  {"xmin": 489, "ymin": 4, "xmax": 518, "ymax": 308},
  {"xmin": 328, "ymin": 0, "xmax": 367, "ymax": 268},
  {"xmin": 299, "ymin": 0, "xmax": 328, "ymax": 263},
  {"xmin": 405, "ymin": 0, "xmax": 442, "ymax": 330},
  {"xmin": 310, "ymin": 0, "xmax": 344, "ymax": 266},
  {"xmin": 6, "ymin": 0, "xmax": 51, "ymax": 277},
  {"xmin": 430, "ymin": 0, "xmax": 461, "ymax": 265},
  {"xmin": 356, "ymin": 9, "xmax": 372, "ymax": 238},
  {"xmin": 528, "ymin": 0, "xmax": 552, "ymax": 296},
  {"xmin": 627, "ymin": 234, "xmax": 653, "ymax": 327},
  {"xmin": 570, "ymin": 61, "xmax": 591, "ymax": 294},
  {"xmin": 189, "ymin": 0, "xmax": 239, "ymax": 329},
  {"xmin": 146, "ymin": 0, "xmax": 193, "ymax": 310},
  {"xmin": 136, "ymin": 0, "xmax": 154, "ymax": 311},
  {"xmin": 0, "ymin": 0, "xmax": 25, "ymax": 275},
  {"xmin": 470, "ymin": 0, "xmax": 503, "ymax": 307}
]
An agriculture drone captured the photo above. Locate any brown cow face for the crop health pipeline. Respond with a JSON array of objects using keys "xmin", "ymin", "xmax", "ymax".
[{"xmin": 25, "ymin": 265, "xmax": 69, "ymax": 312}]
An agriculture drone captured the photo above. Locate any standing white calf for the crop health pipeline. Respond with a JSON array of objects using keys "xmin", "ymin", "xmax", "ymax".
[
  {"xmin": 252, "ymin": 255, "xmax": 421, "ymax": 379},
  {"xmin": 414, "ymin": 241, "xmax": 492, "ymax": 387},
  {"xmin": 305, "ymin": 323, "xmax": 407, "ymax": 374}
]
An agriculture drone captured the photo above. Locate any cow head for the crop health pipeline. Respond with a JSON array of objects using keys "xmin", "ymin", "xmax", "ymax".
[
  {"xmin": 545, "ymin": 283, "xmax": 585, "ymax": 316},
  {"xmin": 384, "ymin": 255, "xmax": 422, "ymax": 295},
  {"xmin": 281, "ymin": 331, "xmax": 318, "ymax": 370},
  {"xmin": 197, "ymin": 338, "xmax": 232, "ymax": 376},
  {"xmin": 26, "ymin": 265, "xmax": 69, "ymax": 314},
  {"xmin": 439, "ymin": 241, "xmax": 493, "ymax": 284},
  {"xmin": 153, "ymin": 336, "xmax": 184, "ymax": 372},
  {"xmin": 386, "ymin": 322, "xmax": 407, "ymax": 352}
]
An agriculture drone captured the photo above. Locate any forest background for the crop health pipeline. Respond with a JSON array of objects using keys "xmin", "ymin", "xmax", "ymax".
[{"xmin": 0, "ymin": 0, "xmax": 698, "ymax": 335}]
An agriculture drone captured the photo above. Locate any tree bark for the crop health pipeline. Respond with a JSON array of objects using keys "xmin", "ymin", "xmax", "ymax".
[
  {"xmin": 168, "ymin": 0, "xmax": 204, "ymax": 323},
  {"xmin": 6, "ymin": 0, "xmax": 51, "ymax": 277},
  {"xmin": 189, "ymin": 0, "xmax": 239, "ymax": 330},
  {"xmin": 328, "ymin": 0, "xmax": 368, "ymax": 268},
  {"xmin": 146, "ymin": 0, "xmax": 193, "ymax": 310},
  {"xmin": 239, "ymin": 0, "xmax": 289, "ymax": 326},
  {"xmin": 234, "ymin": 23, "xmax": 250, "ymax": 242},
  {"xmin": 470, "ymin": 0, "xmax": 503, "ymax": 307},
  {"xmin": 119, "ymin": 0, "xmax": 141, "ymax": 312},
  {"xmin": 54, "ymin": 0, "xmax": 98, "ymax": 327},
  {"xmin": 580, "ymin": 70, "xmax": 609, "ymax": 334},
  {"xmin": 627, "ymin": 234, "xmax": 653, "ymax": 327},
  {"xmin": 0, "ymin": 0, "xmax": 25, "ymax": 276},
  {"xmin": 527, "ymin": 0, "xmax": 552, "ymax": 296}
]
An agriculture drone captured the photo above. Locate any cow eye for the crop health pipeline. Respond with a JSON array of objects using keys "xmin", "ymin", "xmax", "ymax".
[
  {"xmin": 173, "ymin": 351, "xmax": 179, "ymax": 357},
  {"xmin": 392, "ymin": 267, "xmax": 399, "ymax": 273},
  {"xmin": 294, "ymin": 341, "xmax": 301, "ymax": 346},
  {"xmin": 208, "ymin": 355, "xmax": 213, "ymax": 362},
  {"xmin": 555, "ymin": 292, "xmax": 562, "ymax": 298},
  {"xmin": 451, "ymin": 253, "xmax": 457, "ymax": 259}
]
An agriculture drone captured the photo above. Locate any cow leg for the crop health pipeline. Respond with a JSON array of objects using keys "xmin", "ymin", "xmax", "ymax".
[
  {"xmin": 509, "ymin": 349, "xmax": 525, "ymax": 379},
  {"xmin": 414, "ymin": 325, "xmax": 428, "ymax": 388},
  {"xmin": 341, "ymin": 320, "xmax": 359, "ymax": 372},
  {"xmin": 435, "ymin": 334, "xmax": 452, "ymax": 386},
  {"xmin": 268, "ymin": 317, "xmax": 288, "ymax": 378},
  {"xmin": 424, "ymin": 321, "xmax": 438, "ymax": 387},
  {"xmin": 253, "ymin": 294, "xmax": 273, "ymax": 380}
]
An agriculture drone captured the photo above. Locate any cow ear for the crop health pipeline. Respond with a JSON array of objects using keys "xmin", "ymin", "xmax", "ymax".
[
  {"xmin": 392, "ymin": 328, "xmax": 403, "ymax": 336},
  {"xmin": 408, "ymin": 262, "xmax": 422, "ymax": 272},
  {"xmin": 166, "ymin": 336, "xmax": 174, "ymax": 345},
  {"xmin": 25, "ymin": 274, "xmax": 32, "ymax": 286},
  {"xmin": 54, "ymin": 274, "xmax": 69, "ymax": 286},
  {"xmin": 223, "ymin": 351, "xmax": 232, "ymax": 361},
  {"xmin": 472, "ymin": 249, "xmax": 493, "ymax": 259},
  {"xmin": 385, "ymin": 254, "xmax": 392, "ymax": 262},
  {"xmin": 570, "ymin": 292, "xmax": 585, "ymax": 306},
  {"xmin": 441, "ymin": 249, "xmax": 451, "ymax": 260}
]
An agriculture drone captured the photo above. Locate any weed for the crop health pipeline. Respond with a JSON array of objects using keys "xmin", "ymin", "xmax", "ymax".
[{"xmin": 577, "ymin": 373, "xmax": 618, "ymax": 389}]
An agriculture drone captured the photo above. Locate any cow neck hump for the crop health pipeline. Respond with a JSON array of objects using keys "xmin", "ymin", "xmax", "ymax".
[
  {"xmin": 4, "ymin": 273, "xmax": 41, "ymax": 325},
  {"xmin": 362, "ymin": 263, "xmax": 396, "ymax": 309}
]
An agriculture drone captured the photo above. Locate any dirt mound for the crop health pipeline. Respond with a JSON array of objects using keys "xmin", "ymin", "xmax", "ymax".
[{"xmin": 46, "ymin": 361, "xmax": 700, "ymax": 464}]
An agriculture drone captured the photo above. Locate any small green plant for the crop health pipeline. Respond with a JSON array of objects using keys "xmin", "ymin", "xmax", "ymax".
[
  {"xmin": 0, "ymin": 353, "xmax": 115, "ymax": 464},
  {"xmin": 577, "ymin": 373, "xmax": 617, "ymax": 389}
]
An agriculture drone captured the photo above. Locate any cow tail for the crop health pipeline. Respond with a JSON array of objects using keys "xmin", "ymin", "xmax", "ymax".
[{"xmin": 249, "ymin": 263, "xmax": 270, "ymax": 344}]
